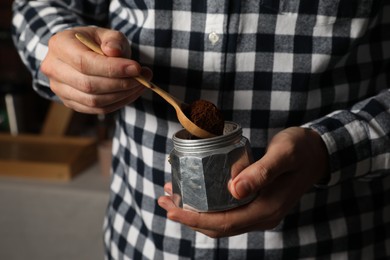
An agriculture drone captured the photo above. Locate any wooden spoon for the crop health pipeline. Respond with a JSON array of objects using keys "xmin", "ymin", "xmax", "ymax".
[{"xmin": 75, "ymin": 32, "xmax": 215, "ymax": 138}]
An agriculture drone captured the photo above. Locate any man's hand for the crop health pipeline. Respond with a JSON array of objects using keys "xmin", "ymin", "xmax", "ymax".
[
  {"xmin": 158, "ymin": 127, "xmax": 329, "ymax": 238},
  {"xmin": 41, "ymin": 27, "xmax": 152, "ymax": 114}
]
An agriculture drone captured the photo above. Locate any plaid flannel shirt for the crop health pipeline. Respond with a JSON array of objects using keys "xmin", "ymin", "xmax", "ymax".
[{"xmin": 12, "ymin": 0, "xmax": 390, "ymax": 259}]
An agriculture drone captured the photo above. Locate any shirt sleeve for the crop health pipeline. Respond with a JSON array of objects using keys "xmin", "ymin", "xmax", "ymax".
[
  {"xmin": 11, "ymin": 0, "xmax": 109, "ymax": 100},
  {"xmin": 304, "ymin": 88, "xmax": 390, "ymax": 187},
  {"xmin": 302, "ymin": 5, "xmax": 390, "ymax": 187}
]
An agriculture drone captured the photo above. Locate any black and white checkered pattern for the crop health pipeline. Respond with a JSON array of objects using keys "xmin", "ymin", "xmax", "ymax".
[{"xmin": 12, "ymin": 0, "xmax": 390, "ymax": 259}]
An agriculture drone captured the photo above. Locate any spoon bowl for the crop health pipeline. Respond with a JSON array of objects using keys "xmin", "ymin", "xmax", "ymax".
[{"xmin": 75, "ymin": 32, "xmax": 216, "ymax": 138}]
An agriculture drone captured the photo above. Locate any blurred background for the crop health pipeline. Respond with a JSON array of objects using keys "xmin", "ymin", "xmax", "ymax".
[{"xmin": 0, "ymin": 1, "xmax": 114, "ymax": 259}]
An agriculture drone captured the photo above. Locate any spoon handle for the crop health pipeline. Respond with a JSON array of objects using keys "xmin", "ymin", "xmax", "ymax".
[
  {"xmin": 75, "ymin": 33, "xmax": 184, "ymax": 110},
  {"xmin": 75, "ymin": 33, "xmax": 104, "ymax": 55},
  {"xmin": 132, "ymin": 76, "xmax": 183, "ymax": 109}
]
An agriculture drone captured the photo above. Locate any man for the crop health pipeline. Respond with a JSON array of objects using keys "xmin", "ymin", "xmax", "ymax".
[{"xmin": 13, "ymin": 0, "xmax": 390, "ymax": 259}]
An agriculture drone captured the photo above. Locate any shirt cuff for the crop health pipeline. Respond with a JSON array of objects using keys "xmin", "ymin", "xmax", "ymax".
[{"xmin": 303, "ymin": 110, "xmax": 371, "ymax": 187}]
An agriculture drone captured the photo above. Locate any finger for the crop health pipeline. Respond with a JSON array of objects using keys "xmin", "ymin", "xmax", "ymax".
[
  {"xmin": 75, "ymin": 29, "xmax": 138, "ymax": 75},
  {"xmin": 61, "ymin": 88, "xmax": 145, "ymax": 112},
  {"xmin": 45, "ymin": 58, "xmax": 145, "ymax": 95},
  {"xmin": 191, "ymin": 217, "xmax": 280, "ymax": 238},
  {"xmin": 229, "ymin": 160, "xmax": 273, "ymax": 200},
  {"xmin": 158, "ymin": 181, "xmax": 296, "ymax": 238},
  {"xmin": 229, "ymin": 141, "xmax": 293, "ymax": 200},
  {"xmin": 159, "ymin": 194, "xmax": 273, "ymax": 236},
  {"xmin": 62, "ymin": 93, "xmax": 140, "ymax": 114},
  {"xmin": 141, "ymin": 66, "xmax": 153, "ymax": 81},
  {"xmin": 171, "ymin": 173, "xmax": 301, "ymax": 237},
  {"xmin": 49, "ymin": 31, "xmax": 141, "ymax": 78},
  {"xmin": 51, "ymin": 78, "xmax": 145, "ymax": 106},
  {"xmin": 164, "ymin": 182, "xmax": 173, "ymax": 195},
  {"xmin": 70, "ymin": 27, "xmax": 132, "ymax": 58},
  {"xmin": 98, "ymin": 29, "xmax": 132, "ymax": 58},
  {"xmin": 72, "ymin": 50, "xmax": 140, "ymax": 78}
]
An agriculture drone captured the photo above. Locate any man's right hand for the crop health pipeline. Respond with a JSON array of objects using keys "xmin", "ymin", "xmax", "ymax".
[{"xmin": 41, "ymin": 27, "xmax": 152, "ymax": 114}]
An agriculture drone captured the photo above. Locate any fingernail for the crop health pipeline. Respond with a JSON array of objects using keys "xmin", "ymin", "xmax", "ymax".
[
  {"xmin": 234, "ymin": 180, "xmax": 252, "ymax": 199},
  {"xmin": 105, "ymin": 41, "xmax": 122, "ymax": 52},
  {"xmin": 126, "ymin": 65, "xmax": 139, "ymax": 76},
  {"xmin": 157, "ymin": 197, "xmax": 166, "ymax": 207}
]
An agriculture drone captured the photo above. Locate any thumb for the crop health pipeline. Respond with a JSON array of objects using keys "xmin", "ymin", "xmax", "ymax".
[
  {"xmin": 100, "ymin": 30, "xmax": 131, "ymax": 58},
  {"xmin": 229, "ymin": 152, "xmax": 286, "ymax": 200},
  {"xmin": 228, "ymin": 161, "xmax": 269, "ymax": 200}
]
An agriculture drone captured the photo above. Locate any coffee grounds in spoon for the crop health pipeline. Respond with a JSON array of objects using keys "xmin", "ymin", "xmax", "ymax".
[{"xmin": 184, "ymin": 99, "xmax": 224, "ymax": 136}]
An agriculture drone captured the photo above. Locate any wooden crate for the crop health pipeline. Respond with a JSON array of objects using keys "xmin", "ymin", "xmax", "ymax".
[{"xmin": 0, "ymin": 134, "xmax": 97, "ymax": 181}]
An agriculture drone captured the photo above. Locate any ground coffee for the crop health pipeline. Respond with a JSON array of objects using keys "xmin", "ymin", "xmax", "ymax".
[{"xmin": 184, "ymin": 100, "xmax": 224, "ymax": 136}]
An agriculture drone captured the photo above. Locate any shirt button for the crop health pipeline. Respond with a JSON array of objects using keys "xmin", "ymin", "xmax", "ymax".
[{"xmin": 208, "ymin": 32, "xmax": 220, "ymax": 45}]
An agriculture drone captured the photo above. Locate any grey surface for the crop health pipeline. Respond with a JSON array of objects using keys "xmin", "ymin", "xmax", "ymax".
[{"xmin": 0, "ymin": 164, "xmax": 110, "ymax": 260}]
